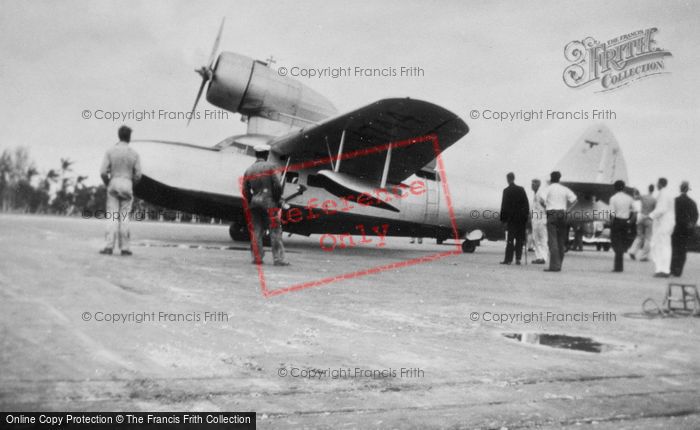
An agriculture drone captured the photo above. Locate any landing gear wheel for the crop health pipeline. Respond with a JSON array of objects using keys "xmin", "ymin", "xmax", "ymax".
[
  {"xmin": 229, "ymin": 222, "xmax": 250, "ymax": 241},
  {"xmin": 462, "ymin": 241, "xmax": 476, "ymax": 253}
]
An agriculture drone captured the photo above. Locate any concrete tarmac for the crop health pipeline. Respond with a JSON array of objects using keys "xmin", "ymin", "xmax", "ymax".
[{"xmin": 1, "ymin": 214, "xmax": 699, "ymax": 429}]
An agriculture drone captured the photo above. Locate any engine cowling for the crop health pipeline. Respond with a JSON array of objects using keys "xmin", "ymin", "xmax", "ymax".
[{"xmin": 206, "ymin": 52, "xmax": 337, "ymax": 126}]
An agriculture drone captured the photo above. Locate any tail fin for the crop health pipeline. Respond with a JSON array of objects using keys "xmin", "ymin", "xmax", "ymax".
[
  {"xmin": 553, "ymin": 124, "xmax": 629, "ymax": 204},
  {"xmin": 554, "ymin": 124, "xmax": 628, "ymax": 184}
]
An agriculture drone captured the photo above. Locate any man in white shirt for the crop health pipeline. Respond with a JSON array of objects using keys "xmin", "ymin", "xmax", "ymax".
[
  {"xmin": 649, "ymin": 177, "xmax": 676, "ymax": 277},
  {"xmin": 530, "ymin": 179, "xmax": 548, "ymax": 265},
  {"xmin": 629, "ymin": 184, "xmax": 656, "ymax": 261},
  {"xmin": 539, "ymin": 171, "xmax": 577, "ymax": 272},
  {"xmin": 608, "ymin": 180, "xmax": 635, "ymax": 272}
]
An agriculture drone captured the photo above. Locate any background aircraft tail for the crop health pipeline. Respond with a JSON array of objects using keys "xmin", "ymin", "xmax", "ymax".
[{"xmin": 553, "ymin": 124, "xmax": 629, "ymax": 204}]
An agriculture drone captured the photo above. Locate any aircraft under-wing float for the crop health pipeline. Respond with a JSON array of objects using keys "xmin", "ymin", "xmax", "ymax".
[{"xmin": 133, "ymin": 20, "xmax": 628, "ymax": 253}]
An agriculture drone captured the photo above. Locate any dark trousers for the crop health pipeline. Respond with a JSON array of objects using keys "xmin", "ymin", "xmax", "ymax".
[
  {"xmin": 572, "ymin": 226, "xmax": 584, "ymax": 251},
  {"xmin": 671, "ymin": 231, "xmax": 691, "ymax": 276},
  {"xmin": 248, "ymin": 206, "xmax": 285, "ymax": 264},
  {"xmin": 504, "ymin": 222, "xmax": 526, "ymax": 263},
  {"xmin": 611, "ymin": 218, "xmax": 629, "ymax": 272},
  {"xmin": 546, "ymin": 210, "xmax": 568, "ymax": 271}
]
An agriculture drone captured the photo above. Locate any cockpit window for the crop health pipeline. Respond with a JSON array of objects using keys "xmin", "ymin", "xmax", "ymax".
[{"xmin": 416, "ymin": 170, "xmax": 439, "ymax": 181}]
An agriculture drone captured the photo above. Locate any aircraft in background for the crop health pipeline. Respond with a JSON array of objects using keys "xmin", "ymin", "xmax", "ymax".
[{"xmin": 132, "ymin": 20, "xmax": 628, "ymax": 253}]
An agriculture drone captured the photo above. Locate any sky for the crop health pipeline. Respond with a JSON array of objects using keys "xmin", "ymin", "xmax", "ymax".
[{"xmin": 1, "ymin": 0, "xmax": 698, "ymax": 196}]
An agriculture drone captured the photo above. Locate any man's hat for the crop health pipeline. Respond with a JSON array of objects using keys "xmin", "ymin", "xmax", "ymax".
[{"xmin": 254, "ymin": 144, "xmax": 271, "ymax": 152}]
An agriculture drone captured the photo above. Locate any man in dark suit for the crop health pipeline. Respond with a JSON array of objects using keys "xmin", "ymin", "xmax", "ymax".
[
  {"xmin": 500, "ymin": 172, "xmax": 530, "ymax": 265},
  {"xmin": 671, "ymin": 181, "xmax": 698, "ymax": 277}
]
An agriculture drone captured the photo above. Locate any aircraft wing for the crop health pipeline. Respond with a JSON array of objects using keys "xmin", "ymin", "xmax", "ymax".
[
  {"xmin": 270, "ymin": 98, "xmax": 468, "ymax": 185},
  {"xmin": 564, "ymin": 182, "xmax": 636, "ymax": 204},
  {"xmin": 563, "ymin": 182, "xmax": 616, "ymax": 203}
]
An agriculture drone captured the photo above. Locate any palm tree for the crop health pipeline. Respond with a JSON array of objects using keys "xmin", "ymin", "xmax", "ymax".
[
  {"xmin": 42, "ymin": 169, "xmax": 59, "ymax": 190},
  {"xmin": 37, "ymin": 169, "xmax": 58, "ymax": 213},
  {"xmin": 60, "ymin": 158, "xmax": 74, "ymax": 175},
  {"xmin": 48, "ymin": 159, "xmax": 76, "ymax": 214},
  {"xmin": 26, "ymin": 166, "xmax": 38, "ymax": 182},
  {"xmin": 16, "ymin": 166, "xmax": 39, "ymax": 212},
  {"xmin": 59, "ymin": 158, "xmax": 74, "ymax": 192}
]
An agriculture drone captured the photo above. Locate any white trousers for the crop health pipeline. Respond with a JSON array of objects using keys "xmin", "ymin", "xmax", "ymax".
[
  {"xmin": 532, "ymin": 221, "xmax": 548, "ymax": 263},
  {"xmin": 650, "ymin": 230, "xmax": 672, "ymax": 274}
]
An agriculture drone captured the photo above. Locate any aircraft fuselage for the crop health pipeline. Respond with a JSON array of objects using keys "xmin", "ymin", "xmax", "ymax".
[{"xmin": 132, "ymin": 139, "xmax": 490, "ymax": 242}]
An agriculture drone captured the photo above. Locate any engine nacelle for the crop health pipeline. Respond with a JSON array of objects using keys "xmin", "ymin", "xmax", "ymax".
[{"xmin": 206, "ymin": 52, "xmax": 337, "ymax": 126}]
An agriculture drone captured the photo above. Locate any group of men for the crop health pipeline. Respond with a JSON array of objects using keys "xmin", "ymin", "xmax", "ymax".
[
  {"xmin": 499, "ymin": 171, "xmax": 698, "ymax": 277},
  {"xmin": 610, "ymin": 178, "xmax": 698, "ymax": 277},
  {"xmin": 499, "ymin": 171, "xmax": 577, "ymax": 272}
]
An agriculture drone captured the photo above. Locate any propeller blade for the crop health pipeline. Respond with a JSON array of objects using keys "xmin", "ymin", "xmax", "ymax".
[
  {"xmin": 187, "ymin": 77, "xmax": 207, "ymax": 126},
  {"xmin": 207, "ymin": 17, "xmax": 225, "ymax": 69},
  {"xmin": 187, "ymin": 18, "xmax": 225, "ymax": 127}
]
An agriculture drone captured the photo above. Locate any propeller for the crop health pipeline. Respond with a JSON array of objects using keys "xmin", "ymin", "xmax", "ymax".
[{"xmin": 188, "ymin": 18, "xmax": 225, "ymax": 126}]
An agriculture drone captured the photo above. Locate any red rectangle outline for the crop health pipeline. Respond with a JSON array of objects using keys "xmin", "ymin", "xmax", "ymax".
[{"xmin": 238, "ymin": 134, "xmax": 462, "ymax": 297}]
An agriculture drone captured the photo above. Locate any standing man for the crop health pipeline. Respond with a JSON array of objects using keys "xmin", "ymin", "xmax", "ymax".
[
  {"xmin": 99, "ymin": 125, "xmax": 141, "ymax": 256},
  {"xmin": 649, "ymin": 177, "xmax": 675, "ymax": 277},
  {"xmin": 243, "ymin": 144, "xmax": 289, "ymax": 266},
  {"xmin": 530, "ymin": 178, "xmax": 548, "ymax": 265},
  {"xmin": 671, "ymin": 181, "xmax": 698, "ymax": 277},
  {"xmin": 629, "ymin": 184, "xmax": 656, "ymax": 261},
  {"xmin": 540, "ymin": 171, "xmax": 577, "ymax": 272},
  {"xmin": 609, "ymin": 180, "xmax": 635, "ymax": 272},
  {"xmin": 571, "ymin": 225, "xmax": 584, "ymax": 251},
  {"xmin": 499, "ymin": 172, "xmax": 529, "ymax": 265}
]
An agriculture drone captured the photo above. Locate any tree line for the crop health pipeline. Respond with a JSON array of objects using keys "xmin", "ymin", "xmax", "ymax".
[{"xmin": 0, "ymin": 146, "xmax": 216, "ymax": 223}]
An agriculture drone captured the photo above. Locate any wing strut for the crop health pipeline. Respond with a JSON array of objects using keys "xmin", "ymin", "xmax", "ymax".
[
  {"xmin": 334, "ymin": 129, "xmax": 346, "ymax": 173},
  {"xmin": 324, "ymin": 137, "xmax": 335, "ymax": 171},
  {"xmin": 380, "ymin": 143, "xmax": 393, "ymax": 189}
]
